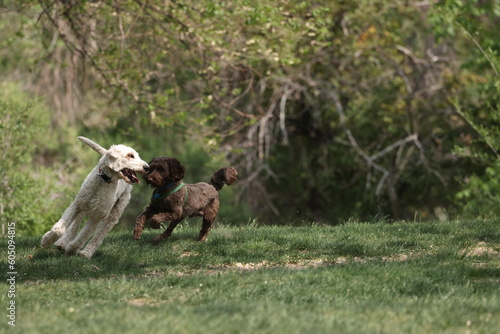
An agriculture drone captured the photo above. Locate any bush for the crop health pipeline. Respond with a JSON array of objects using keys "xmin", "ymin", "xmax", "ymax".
[
  {"xmin": 455, "ymin": 160, "xmax": 500, "ymax": 218},
  {"xmin": 0, "ymin": 84, "xmax": 63, "ymax": 235}
]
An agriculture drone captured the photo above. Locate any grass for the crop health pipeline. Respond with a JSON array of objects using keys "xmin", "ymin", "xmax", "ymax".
[{"xmin": 1, "ymin": 219, "xmax": 499, "ymax": 333}]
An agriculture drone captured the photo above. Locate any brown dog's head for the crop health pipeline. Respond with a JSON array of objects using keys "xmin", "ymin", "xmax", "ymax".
[{"xmin": 143, "ymin": 157, "xmax": 186, "ymax": 188}]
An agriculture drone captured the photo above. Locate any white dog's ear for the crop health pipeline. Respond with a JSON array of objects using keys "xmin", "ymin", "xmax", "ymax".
[
  {"xmin": 78, "ymin": 136, "xmax": 108, "ymax": 156},
  {"xmin": 104, "ymin": 149, "xmax": 125, "ymax": 172}
]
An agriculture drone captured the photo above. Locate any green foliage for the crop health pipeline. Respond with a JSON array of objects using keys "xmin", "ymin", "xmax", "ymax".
[
  {"xmin": 429, "ymin": 0, "xmax": 500, "ymax": 217},
  {"xmin": 456, "ymin": 161, "xmax": 500, "ymax": 218},
  {"xmin": 2, "ymin": 220, "xmax": 499, "ymax": 333},
  {"xmin": 0, "ymin": 84, "xmax": 58, "ymax": 235}
]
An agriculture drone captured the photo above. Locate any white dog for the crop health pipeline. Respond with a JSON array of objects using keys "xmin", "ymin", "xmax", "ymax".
[{"xmin": 40, "ymin": 136, "xmax": 149, "ymax": 258}]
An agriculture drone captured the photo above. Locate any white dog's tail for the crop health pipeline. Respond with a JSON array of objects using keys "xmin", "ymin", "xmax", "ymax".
[{"xmin": 78, "ymin": 136, "xmax": 107, "ymax": 156}]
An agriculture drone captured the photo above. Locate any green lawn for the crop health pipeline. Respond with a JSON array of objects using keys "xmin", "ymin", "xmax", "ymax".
[{"xmin": 1, "ymin": 219, "xmax": 499, "ymax": 333}]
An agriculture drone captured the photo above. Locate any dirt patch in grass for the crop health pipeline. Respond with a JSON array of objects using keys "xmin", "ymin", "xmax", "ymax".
[
  {"xmin": 208, "ymin": 254, "xmax": 415, "ymax": 272},
  {"xmin": 180, "ymin": 251, "xmax": 199, "ymax": 258},
  {"xmin": 126, "ymin": 297, "xmax": 172, "ymax": 307},
  {"xmin": 460, "ymin": 242, "xmax": 499, "ymax": 257},
  {"xmin": 127, "ymin": 298, "xmax": 154, "ymax": 307}
]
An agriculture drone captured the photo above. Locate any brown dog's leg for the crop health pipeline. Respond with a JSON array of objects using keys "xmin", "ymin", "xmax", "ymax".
[
  {"xmin": 151, "ymin": 219, "xmax": 182, "ymax": 244},
  {"xmin": 196, "ymin": 198, "xmax": 219, "ymax": 241},
  {"xmin": 196, "ymin": 217, "xmax": 214, "ymax": 241},
  {"xmin": 133, "ymin": 215, "xmax": 147, "ymax": 240},
  {"xmin": 150, "ymin": 220, "xmax": 162, "ymax": 229},
  {"xmin": 133, "ymin": 209, "xmax": 154, "ymax": 240},
  {"xmin": 197, "ymin": 201, "xmax": 218, "ymax": 241}
]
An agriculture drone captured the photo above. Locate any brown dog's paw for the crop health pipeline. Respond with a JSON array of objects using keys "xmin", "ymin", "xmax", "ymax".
[
  {"xmin": 150, "ymin": 221, "xmax": 162, "ymax": 229},
  {"xmin": 150, "ymin": 214, "xmax": 164, "ymax": 226}
]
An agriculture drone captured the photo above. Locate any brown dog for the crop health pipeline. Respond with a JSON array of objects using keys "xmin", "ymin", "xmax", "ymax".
[{"xmin": 133, "ymin": 157, "xmax": 237, "ymax": 244}]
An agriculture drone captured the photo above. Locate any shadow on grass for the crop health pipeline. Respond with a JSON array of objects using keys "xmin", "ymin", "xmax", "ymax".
[{"xmin": 6, "ymin": 230, "xmax": 206, "ymax": 283}]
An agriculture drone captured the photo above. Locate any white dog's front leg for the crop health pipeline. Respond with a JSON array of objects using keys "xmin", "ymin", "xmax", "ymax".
[
  {"xmin": 65, "ymin": 216, "xmax": 102, "ymax": 255},
  {"xmin": 77, "ymin": 219, "xmax": 118, "ymax": 259},
  {"xmin": 54, "ymin": 211, "xmax": 85, "ymax": 249}
]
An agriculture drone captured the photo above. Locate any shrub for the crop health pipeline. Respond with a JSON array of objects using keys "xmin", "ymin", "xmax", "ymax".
[{"xmin": 0, "ymin": 84, "xmax": 61, "ymax": 235}]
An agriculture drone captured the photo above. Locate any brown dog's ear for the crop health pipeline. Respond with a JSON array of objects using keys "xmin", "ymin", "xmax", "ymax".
[{"xmin": 169, "ymin": 158, "xmax": 186, "ymax": 181}]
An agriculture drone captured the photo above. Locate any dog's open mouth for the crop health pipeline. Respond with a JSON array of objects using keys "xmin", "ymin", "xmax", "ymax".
[{"xmin": 121, "ymin": 169, "xmax": 140, "ymax": 184}]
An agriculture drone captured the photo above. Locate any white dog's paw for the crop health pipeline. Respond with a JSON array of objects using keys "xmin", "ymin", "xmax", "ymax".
[
  {"xmin": 53, "ymin": 239, "xmax": 66, "ymax": 250},
  {"xmin": 40, "ymin": 231, "xmax": 60, "ymax": 248},
  {"xmin": 65, "ymin": 242, "xmax": 79, "ymax": 256},
  {"xmin": 78, "ymin": 249, "xmax": 93, "ymax": 259}
]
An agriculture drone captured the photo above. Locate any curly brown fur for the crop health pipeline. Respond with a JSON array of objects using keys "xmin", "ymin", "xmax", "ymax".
[{"xmin": 133, "ymin": 157, "xmax": 237, "ymax": 243}]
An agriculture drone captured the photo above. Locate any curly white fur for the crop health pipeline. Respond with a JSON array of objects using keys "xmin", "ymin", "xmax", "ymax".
[{"xmin": 40, "ymin": 136, "xmax": 149, "ymax": 258}]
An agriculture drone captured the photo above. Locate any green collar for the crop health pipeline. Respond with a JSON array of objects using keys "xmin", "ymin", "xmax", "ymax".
[{"xmin": 151, "ymin": 182, "xmax": 188, "ymax": 205}]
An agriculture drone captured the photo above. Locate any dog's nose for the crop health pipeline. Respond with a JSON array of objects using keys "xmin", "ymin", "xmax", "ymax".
[{"xmin": 143, "ymin": 165, "xmax": 149, "ymax": 173}]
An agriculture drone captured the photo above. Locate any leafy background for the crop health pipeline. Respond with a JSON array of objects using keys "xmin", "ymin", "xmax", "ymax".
[{"xmin": 1, "ymin": 0, "xmax": 499, "ymax": 235}]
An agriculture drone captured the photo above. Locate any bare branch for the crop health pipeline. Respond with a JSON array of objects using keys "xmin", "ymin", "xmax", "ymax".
[
  {"xmin": 211, "ymin": 94, "xmax": 256, "ymax": 119},
  {"xmin": 369, "ymin": 134, "xmax": 419, "ymax": 161},
  {"xmin": 279, "ymin": 86, "xmax": 291, "ymax": 145}
]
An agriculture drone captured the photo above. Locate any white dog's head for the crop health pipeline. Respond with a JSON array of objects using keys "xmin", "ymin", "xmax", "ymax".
[{"xmin": 78, "ymin": 136, "xmax": 149, "ymax": 184}]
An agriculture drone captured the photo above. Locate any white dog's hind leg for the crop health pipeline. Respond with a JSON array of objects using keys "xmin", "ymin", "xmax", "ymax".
[
  {"xmin": 40, "ymin": 223, "xmax": 64, "ymax": 248},
  {"xmin": 40, "ymin": 204, "xmax": 80, "ymax": 248},
  {"xmin": 79, "ymin": 193, "xmax": 131, "ymax": 258}
]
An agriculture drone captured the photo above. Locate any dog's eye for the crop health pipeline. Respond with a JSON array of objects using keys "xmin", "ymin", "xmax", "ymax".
[{"xmin": 127, "ymin": 154, "xmax": 135, "ymax": 159}]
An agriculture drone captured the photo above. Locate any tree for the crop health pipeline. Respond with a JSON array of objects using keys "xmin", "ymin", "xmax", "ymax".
[{"xmin": 429, "ymin": 0, "xmax": 500, "ymax": 217}]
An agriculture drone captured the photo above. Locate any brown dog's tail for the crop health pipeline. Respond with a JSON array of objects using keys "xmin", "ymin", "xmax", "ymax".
[{"xmin": 210, "ymin": 167, "xmax": 238, "ymax": 191}]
